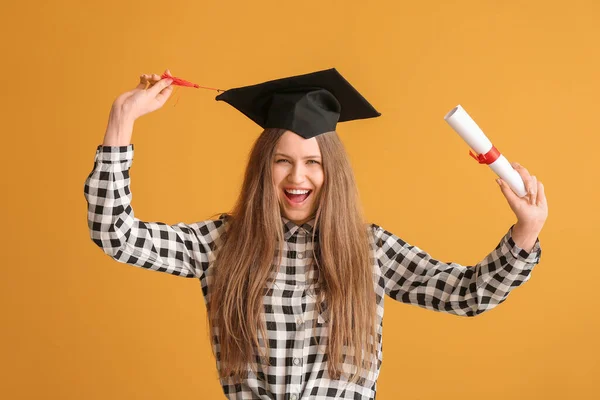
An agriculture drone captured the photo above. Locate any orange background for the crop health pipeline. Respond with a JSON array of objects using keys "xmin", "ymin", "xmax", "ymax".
[{"xmin": 1, "ymin": 0, "xmax": 598, "ymax": 399}]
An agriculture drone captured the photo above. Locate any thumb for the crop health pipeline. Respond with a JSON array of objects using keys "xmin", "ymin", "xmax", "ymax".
[
  {"xmin": 149, "ymin": 77, "xmax": 173, "ymax": 97},
  {"xmin": 155, "ymin": 84, "xmax": 174, "ymax": 105},
  {"xmin": 497, "ymin": 178, "xmax": 520, "ymax": 202}
]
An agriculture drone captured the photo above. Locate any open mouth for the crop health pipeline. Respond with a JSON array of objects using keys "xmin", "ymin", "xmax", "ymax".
[{"xmin": 284, "ymin": 189, "xmax": 312, "ymax": 204}]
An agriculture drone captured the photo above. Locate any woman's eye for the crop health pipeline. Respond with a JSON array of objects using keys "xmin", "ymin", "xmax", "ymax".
[
  {"xmin": 307, "ymin": 160, "xmax": 320, "ymax": 165},
  {"xmin": 276, "ymin": 159, "xmax": 290, "ymax": 163}
]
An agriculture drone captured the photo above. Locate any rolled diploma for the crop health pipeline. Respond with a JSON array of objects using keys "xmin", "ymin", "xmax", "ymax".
[{"xmin": 444, "ymin": 105, "xmax": 527, "ymax": 197}]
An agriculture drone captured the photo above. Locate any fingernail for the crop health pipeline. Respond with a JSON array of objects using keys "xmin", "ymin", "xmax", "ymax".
[{"xmin": 496, "ymin": 178, "xmax": 501, "ymax": 185}]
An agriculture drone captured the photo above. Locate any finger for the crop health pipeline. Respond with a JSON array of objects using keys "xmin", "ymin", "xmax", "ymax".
[
  {"xmin": 529, "ymin": 176, "xmax": 538, "ymax": 205},
  {"xmin": 146, "ymin": 73, "xmax": 161, "ymax": 88},
  {"xmin": 149, "ymin": 77, "xmax": 173, "ymax": 97},
  {"xmin": 164, "ymin": 69, "xmax": 172, "ymax": 76},
  {"xmin": 511, "ymin": 162, "xmax": 533, "ymax": 197},
  {"xmin": 511, "ymin": 162, "xmax": 532, "ymax": 178},
  {"xmin": 137, "ymin": 74, "xmax": 149, "ymax": 89},
  {"xmin": 537, "ymin": 181, "xmax": 547, "ymax": 207},
  {"xmin": 497, "ymin": 178, "xmax": 520, "ymax": 203}
]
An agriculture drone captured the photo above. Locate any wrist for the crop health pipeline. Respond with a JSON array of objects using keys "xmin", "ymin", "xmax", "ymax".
[
  {"xmin": 108, "ymin": 104, "xmax": 135, "ymax": 126},
  {"xmin": 514, "ymin": 220, "xmax": 543, "ymax": 235},
  {"xmin": 104, "ymin": 107, "xmax": 135, "ymax": 146},
  {"xmin": 512, "ymin": 222, "xmax": 541, "ymax": 253}
]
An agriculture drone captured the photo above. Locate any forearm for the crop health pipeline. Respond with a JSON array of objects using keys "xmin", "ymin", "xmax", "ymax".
[{"xmin": 103, "ymin": 106, "xmax": 135, "ymax": 146}]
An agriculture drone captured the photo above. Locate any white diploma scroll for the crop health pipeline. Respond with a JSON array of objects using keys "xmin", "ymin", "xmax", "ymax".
[{"xmin": 444, "ymin": 105, "xmax": 527, "ymax": 197}]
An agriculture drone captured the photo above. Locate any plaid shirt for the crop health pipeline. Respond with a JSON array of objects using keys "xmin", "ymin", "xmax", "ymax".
[{"xmin": 84, "ymin": 144, "xmax": 542, "ymax": 399}]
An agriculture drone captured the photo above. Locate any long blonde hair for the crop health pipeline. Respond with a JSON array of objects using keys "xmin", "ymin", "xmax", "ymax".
[{"xmin": 207, "ymin": 128, "xmax": 377, "ymax": 384}]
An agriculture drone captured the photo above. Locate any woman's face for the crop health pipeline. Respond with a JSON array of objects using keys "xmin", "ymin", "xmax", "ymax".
[{"xmin": 272, "ymin": 130, "xmax": 324, "ymax": 226}]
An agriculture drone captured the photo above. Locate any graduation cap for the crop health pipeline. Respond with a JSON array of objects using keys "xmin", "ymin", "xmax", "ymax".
[{"xmin": 215, "ymin": 68, "xmax": 381, "ymax": 139}]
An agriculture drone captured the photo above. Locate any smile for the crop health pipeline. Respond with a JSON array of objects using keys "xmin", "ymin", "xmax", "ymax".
[{"xmin": 283, "ymin": 189, "xmax": 312, "ymax": 205}]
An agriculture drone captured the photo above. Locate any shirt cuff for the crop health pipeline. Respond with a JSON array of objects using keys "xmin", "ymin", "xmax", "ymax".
[
  {"xmin": 95, "ymin": 144, "xmax": 134, "ymax": 163},
  {"xmin": 506, "ymin": 224, "xmax": 542, "ymax": 264}
]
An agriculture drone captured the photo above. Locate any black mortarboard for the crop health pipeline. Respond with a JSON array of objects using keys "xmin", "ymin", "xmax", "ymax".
[{"xmin": 215, "ymin": 68, "xmax": 381, "ymax": 139}]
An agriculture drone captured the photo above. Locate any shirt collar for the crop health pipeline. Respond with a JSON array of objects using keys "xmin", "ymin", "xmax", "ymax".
[{"xmin": 281, "ymin": 216, "xmax": 316, "ymax": 241}]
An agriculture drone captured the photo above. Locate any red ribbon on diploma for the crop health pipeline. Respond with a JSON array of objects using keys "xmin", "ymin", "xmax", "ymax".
[{"xmin": 469, "ymin": 146, "xmax": 501, "ymax": 165}]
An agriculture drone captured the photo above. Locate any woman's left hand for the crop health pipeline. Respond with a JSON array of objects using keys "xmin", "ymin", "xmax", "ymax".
[{"xmin": 497, "ymin": 162, "xmax": 548, "ymax": 231}]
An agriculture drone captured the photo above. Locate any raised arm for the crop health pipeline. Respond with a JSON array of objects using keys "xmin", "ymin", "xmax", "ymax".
[
  {"xmin": 372, "ymin": 159, "xmax": 547, "ymax": 316},
  {"xmin": 84, "ymin": 144, "xmax": 227, "ymax": 279},
  {"xmin": 84, "ymin": 70, "xmax": 227, "ymax": 280},
  {"xmin": 371, "ymin": 224, "xmax": 542, "ymax": 316}
]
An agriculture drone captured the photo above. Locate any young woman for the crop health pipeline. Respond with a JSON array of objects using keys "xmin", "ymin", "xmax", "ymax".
[{"xmin": 84, "ymin": 68, "xmax": 547, "ymax": 400}]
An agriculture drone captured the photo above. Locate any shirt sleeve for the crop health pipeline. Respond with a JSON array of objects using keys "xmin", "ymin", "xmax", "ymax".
[
  {"xmin": 83, "ymin": 144, "xmax": 227, "ymax": 279},
  {"xmin": 371, "ymin": 223, "xmax": 542, "ymax": 316}
]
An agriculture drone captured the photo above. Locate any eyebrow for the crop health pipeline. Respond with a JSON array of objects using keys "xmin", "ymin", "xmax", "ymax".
[{"xmin": 274, "ymin": 152, "xmax": 322, "ymax": 160}]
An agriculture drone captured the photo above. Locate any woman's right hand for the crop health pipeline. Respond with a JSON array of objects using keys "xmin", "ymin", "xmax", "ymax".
[{"xmin": 111, "ymin": 69, "xmax": 175, "ymax": 122}]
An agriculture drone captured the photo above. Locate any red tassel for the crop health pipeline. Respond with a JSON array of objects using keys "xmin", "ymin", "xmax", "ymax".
[{"xmin": 161, "ymin": 72, "xmax": 222, "ymax": 92}]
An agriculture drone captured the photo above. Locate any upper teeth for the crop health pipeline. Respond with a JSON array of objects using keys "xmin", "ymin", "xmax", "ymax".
[{"xmin": 285, "ymin": 189, "xmax": 310, "ymax": 194}]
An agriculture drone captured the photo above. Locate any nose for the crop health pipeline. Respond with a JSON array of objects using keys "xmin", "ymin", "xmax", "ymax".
[{"xmin": 287, "ymin": 163, "xmax": 306, "ymax": 184}]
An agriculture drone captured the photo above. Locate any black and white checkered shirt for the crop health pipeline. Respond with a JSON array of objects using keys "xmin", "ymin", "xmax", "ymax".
[{"xmin": 84, "ymin": 144, "xmax": 542, "ymax": 399}]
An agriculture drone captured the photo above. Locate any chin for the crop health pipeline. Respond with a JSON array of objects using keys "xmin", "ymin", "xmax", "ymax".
[{"xmin": 280, "ymin": 206, "xmax": 314, "ymax": 225}]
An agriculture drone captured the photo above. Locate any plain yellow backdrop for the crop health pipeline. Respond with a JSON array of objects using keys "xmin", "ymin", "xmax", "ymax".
[{"xmin": 1, "ymin": 0, "xmax": 598, "ymax": 399}]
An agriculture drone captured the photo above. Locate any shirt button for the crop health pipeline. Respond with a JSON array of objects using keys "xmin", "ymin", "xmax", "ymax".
[
  {"xmin": 291, "ymin": 395, "xmax": 298, "ymax": 400},
  {"xmin": 297, "ymin": 252, "xmax": 304, "ymax": 259},
  {"xmin": 296, "ymin": 317, "xmax": 304, "ymax": 325},
  {"xmin": 293, "ymin": 357, "xmax": 301, "ymax": 366}
]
